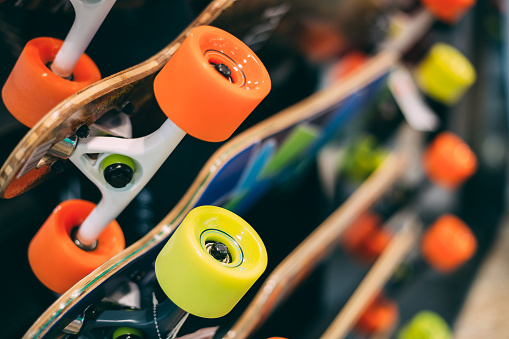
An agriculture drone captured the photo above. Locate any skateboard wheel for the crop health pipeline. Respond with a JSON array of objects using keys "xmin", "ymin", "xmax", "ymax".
[
  {"xmin": 112, "ymin": 327, "xmax": 144, "ymax": 339},
  {"xmin": 343, "ymin": 136, "xmax": 388, "ymax": 182},
  {"xmin": 330, "ymin": 51, "xmax": 367, "ymax": 82},
  {"xmin": 2, "ymin": 37, "xmax": 101, "ymax": 128},
  {"xmin": 414, "ymin": 43, "xmax": 475, "ymax": 106},
  {"xmin": 420, "ymin": 0, "xmax": 475, "ymax": 23},
  {"xmin": 342, "ymin": 213, "xmax": 381, "ymax": 253},
  {"xmin": 28, "ymin": 199, "xmax": 125, "ymax": 294},
  {"xmin": 154, "ymin": 26, "xmax": 271, "ymax": 142},
  {"xmin": 356, "ymin": 296, "xmax": 398, "ymax": 334},
  {"xmin": 359, "ymin": 228, "xmax": 391, "ymax": 263},
  {"xmin": 422, "ymin": 132, "xmax": 477, "ymax": 189},
  {"xmin": 155, "ymin": 206, "xmax": 267, "ymax": 318},
  {"xmin": 421, "ymin": 214, "xmax": 476, "ymax": 273},
  {"xmin": 397, "ymin": 311, "xmax": 452, "ymax": 339}
]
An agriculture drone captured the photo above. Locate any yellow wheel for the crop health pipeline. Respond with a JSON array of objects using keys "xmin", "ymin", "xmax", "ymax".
[
  {"xmin": 155, "ymin": 206, "xmax": 267, "ymax": 318},
  {"xmin": 414, "ymin": 43, "xmax": 476, "ymax": 106}
]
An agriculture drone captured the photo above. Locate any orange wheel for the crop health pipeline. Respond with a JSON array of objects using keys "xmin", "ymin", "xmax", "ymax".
[
  {"xmin": 28, "ymin": 199, "xmax": 124, "ymax": 294},
  {"xmin": 154, "ymin": 26, "xmax": 271, "ymax": 142},
  {"xmin": 342, "ymin": 213, "xmax": 381, "ymax": 253},
  {"xmin": 422, "ymin": 132, "xmax": 477, "ymax": 189},
  {"xmin": 356, "ymin": 296, "xmax": 398, "ymax": 334},
  {"xmin": 330, "ymin": 51, "xmax": 367, "ymax": 82},
  {"xmin": 358, "ymin": 228, "xmax": 391, "ymax": 263},
  {"xmin": 420, "ymin": 0, "xmax": 475, "ymax": 24},
  {"xmin": 2, "ymin": 37, "xmax": 101, "ymax": 128},
  {"xmin": 421, "ymin": 214, "xmax": 476, "ymax": 273}
]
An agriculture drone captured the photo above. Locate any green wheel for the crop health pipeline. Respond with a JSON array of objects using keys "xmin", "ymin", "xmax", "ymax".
[
  {"xmin": 398, "ymin": 311, "xmax": 452, "ymax": 339},
  {"xmin": 112, "ymin": 327, "xmax": 144, "ymax": 339},
  {"xmin": 155, "ymin": 206, "xmax": 267, "ymax": 318}
]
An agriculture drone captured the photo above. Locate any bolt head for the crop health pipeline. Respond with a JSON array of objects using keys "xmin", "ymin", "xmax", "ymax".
[
  {"xmin": 214, "ymin": 63, "xmax": 232, "ymax": 80},
  {"xmin": 103, "ymin": 163, "xmax": 134, "ymax": 188},
  {"xmin": 210, "ymin": 242, "xmax": 229, "ymax": 261},
  {"xmin": 76, "ymin": 125, "xmax": 90, "ymax": 139}
]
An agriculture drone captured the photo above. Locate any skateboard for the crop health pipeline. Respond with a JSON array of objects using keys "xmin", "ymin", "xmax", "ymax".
[
  {"xmin": 0, "ymin": 0, "xmax": 396, "ymax": 335},
  {"xmin": 21, "ymin": 46, "xmax": 396, "ymax": 339},
  {"xmin": 340, "ymin": 130, "xmax": 477, "ymax": 265},
  {"xmin": 0, "ymin": 0, "xmax": 275, "ymax": 200},
  {"xmin": 321, "ymin": 213, "xmax": 422, "ymax": 339},
  {"xmin": 322, "ymin": 210, "xmax": 475, "ymax": 339},
  {"xmin": 227, "ymin": 123, "xmax": 478, "ymax": 337},
  {"xmin": 1, "ymin": 0, "xmax": 273, "ymax": 294},
  {"xmin": 3, "ymin": 0, "xmax": 474, "ymax": 338},
  {"xmin": 0, "ymin": 0, "xmax": 416, "ymax": 200},
  {"xmin": 0, "ymin": 0, "xmax": 408, "ymax": 296},
  {"xmin": 235, "ymin": 179, "xmax": 473, "ymax": 339},
  {"xmin": 19, "ymin": 5, "xmax": 456, "ymax": 335}
]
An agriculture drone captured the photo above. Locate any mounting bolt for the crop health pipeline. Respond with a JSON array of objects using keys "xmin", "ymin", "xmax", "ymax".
[
  {"xmin": 51, "ymin": 160, "xmax": 65, "ymax": 174},
  {"xmin": 76, "ymin": 124, "xmax": 90, "ymax": 139},
  {"xmin": 103, "ymin": 163, "xmax": 134, "ymax": 188},
  {"xmin": 102, "ymin": 155, "xmax": 136, "ymax": 189},
  {"xmin": 209, "ymin": 242, "xmax": 229, "ymax": 262},
  {"xmin": 214, "ymin": 63, "xmax": 232, "ymax": 80}
]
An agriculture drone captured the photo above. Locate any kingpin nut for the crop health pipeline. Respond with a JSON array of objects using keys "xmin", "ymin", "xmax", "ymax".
[{"xmin": 103, "ymin": 163, "xmax": 134, "ymax": 188}]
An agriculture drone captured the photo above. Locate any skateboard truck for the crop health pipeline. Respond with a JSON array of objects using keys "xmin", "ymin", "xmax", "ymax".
[
  {"xmin": 67, "ymin": 25, "xmax": 272, "ymax": 247},
  {"xmin": 50, "ymin": 0, "xmax": 117, "ymax": 78},
  {"xmin": 69, "ymin": 118, "xmax": 186, "ymax": 246}
]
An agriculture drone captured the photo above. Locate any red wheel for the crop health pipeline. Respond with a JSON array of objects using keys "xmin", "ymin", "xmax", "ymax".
[
  {"xmin": 356, "ymin": 296, "xmax": 398, "ymax": 335},
  {"xmin": 358, "ymin": 228, "xmax": 391, "ymax": 263},
  {"xmin": 422, "ymin": 132, "xmax": 477, "ymax": 189},
  {"xmin": 420, "ymin": 0, "xmax": 474, "ymax": 23},
  {"xmin": 154, "ymin": 26, "xmax": 271, "ymax": 142},
  {"xmin": 342, "ymin": 213, "xmax": 381, "ymax": 253},
  {"xmin": 330, "ymin": 51, "xmax": 367, "ymax": 82},
  {"xmin": 420, "ymin": 214, "xmax": 476, "ymax": 273},
  {"xmin": 2, "ymin": 37, "xmax": 101, "ymax": 128},
  {"xmin": 28, "ymin": 199, "xmax": 124, "ymax": 294}
]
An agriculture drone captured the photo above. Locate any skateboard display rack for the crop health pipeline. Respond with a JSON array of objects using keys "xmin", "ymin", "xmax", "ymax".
[{"xmin": 0, "ymin": 0, "xmax": 506, "ymax": 338}]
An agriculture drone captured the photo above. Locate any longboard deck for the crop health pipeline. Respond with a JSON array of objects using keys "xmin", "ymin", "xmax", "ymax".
[
  {"xmin": 22, "ymin": 8, "xmax": 434, "ymax": 339},
  {"xmin": 321, "ymin": 216, "xmax": 421, "ymax": 339}
]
